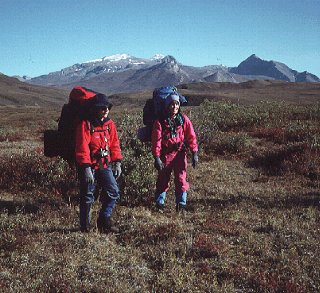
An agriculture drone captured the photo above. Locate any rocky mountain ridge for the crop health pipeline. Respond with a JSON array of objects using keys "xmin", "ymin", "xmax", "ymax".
[{"xmin": 23, "ymin": 54, "xmax": 320, "ymax": 95}]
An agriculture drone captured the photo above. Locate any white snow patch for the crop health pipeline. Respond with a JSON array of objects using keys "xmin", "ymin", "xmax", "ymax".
[
  {"xmin": 103, "ymin": 54, "xmax": 131, "ymax": 62},
  {"xmin": 83, "ymin": 58, "xmax": 104, "ymax": 64},
  {"xmin": 152, "ymin": 54, "xmax": 165, "ymax": 60},
  {"xmin": 84, "ymin": 54, "xmax": 131, "ymax": 64}
]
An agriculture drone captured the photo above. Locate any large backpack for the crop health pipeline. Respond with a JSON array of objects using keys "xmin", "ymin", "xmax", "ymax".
[
  {"xmin": 137, "ymin": 86, "xmax": 187, "ymax": 142},
  {"xmin": 44, "ymin": 86, "xmax": 97, "ymax": 165}
]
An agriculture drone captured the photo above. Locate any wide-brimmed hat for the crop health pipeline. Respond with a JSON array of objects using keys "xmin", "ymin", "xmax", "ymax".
[
  {"xmin": 165, "ymin": 94, "xmax": 180, "ymax": 108},
  {"xmin": 93, "ymin": 93, "xmax": 113, "ymax": 109}
]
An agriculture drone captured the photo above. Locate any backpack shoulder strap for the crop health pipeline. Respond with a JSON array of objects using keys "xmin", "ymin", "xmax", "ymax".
[
  {"xmin": 86, "ymin": 120, "xmax": 111, "ymax": 134},
  {"xmin": 178, "ymin": 113, "xmax": 186, "ymax": 135},
  {"xmin": 85, "ymin": 120, "xmax": 95, "ymax": 134}
]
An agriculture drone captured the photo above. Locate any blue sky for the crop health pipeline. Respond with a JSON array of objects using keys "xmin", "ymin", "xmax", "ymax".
[{"xmin": 0, "ymin": 0, "xmax": 319, "ymax": 77}]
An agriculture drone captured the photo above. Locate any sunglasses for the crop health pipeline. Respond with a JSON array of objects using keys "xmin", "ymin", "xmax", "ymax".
[{"xmin": 97, "ymin": 106, "xmax": 110, "ymax": 111}]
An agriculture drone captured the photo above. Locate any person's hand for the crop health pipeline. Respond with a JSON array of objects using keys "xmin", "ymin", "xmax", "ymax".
[
  {"xmin": 114, "ymin": 161, "xmax": 122, "ymax": 180},
  {"xmin": 192, "ymin": 152, "xmax": 199, "ymax": 169},
  {"xmin": 84, "ymin": 167, "xmax": 94, "ymax": 184},
  {"xmin": 154, "ymin": 157, "xmax": 164, "ymax": 171}
]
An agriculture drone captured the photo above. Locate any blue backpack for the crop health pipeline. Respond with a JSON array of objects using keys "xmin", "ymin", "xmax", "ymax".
[{"xmin": 137, "ymin": 86, "xmax": 187, "ymax": 142}]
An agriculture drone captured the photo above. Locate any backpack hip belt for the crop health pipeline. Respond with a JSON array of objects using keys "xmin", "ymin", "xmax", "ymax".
[{"xmin": 162, "ymin": 141, "xmax": 186, "ymax": 154}]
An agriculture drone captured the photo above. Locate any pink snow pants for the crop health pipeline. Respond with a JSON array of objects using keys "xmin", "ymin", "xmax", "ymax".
[{"xmin": 156, "ymin": 150, "xmax": 189, "ymax": 193}]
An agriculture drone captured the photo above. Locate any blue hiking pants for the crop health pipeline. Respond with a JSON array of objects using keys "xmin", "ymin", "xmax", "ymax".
[{"xmin": 78, "ymin": 165, "xmax": 120, "ymax": 227}]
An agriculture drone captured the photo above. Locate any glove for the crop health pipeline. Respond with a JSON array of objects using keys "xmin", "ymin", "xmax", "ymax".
[
  {"xmin": 154, "ymin": 156, "xmax": 164, "ymax": 171},
  {"xmin": 114, "ymin": 161, "xmax": 122, "ymax": 180},
  {"xmin": 192, "ymin": 151, "xmax": 199, "ymax": 169},
  {"xmin": 84, "ymin": 167, "xmax": 94, "ymax": 184}
]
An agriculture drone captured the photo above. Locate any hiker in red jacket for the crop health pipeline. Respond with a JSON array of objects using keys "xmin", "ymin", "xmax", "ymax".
[
  {"xmin": 151, "ymin": 93, "xmax": 198, "ymax": 212},
  {"xmin": 75, "ymin": 93, "xmax": 122, "ymax": 233}
]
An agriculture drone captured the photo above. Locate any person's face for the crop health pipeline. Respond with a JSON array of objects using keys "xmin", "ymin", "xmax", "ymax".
[
  {"xmin": 168, "ymin": 101, "xmax": 180, "ymax": 116},
  {"xmin": 97, "ymin": 106, "xmax": 109, "ymax": 120}
]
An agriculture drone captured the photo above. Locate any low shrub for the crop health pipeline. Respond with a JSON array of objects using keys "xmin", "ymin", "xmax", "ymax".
[
  {"xmin": 0, "ymin": 127, "xmax": 23, "ymax": 142},
  {"xmin": 192, "ymin": 233, "xmax": 224, "ymax": 259},
  {"xmin": 245, "ymin": 272, "xmax": 305, "ymax": 293},
  {"xmin": 192, "ymin": 100, "xmax": 267, "ymax": 133},
  {"xmin": 215, "ymin": 132, "xmax": 249, "ymax": 155},
  {"xmin": 0, "ymin": 153, "xmax": 77, "ymax": 202},
  {"xmin": 251, "ymin": 123, "xmax": 319, "ymax": 147},
  {"xmin": 115, "ymin": 111, "xmax": 156, "ymax": 206},
  {"xmin": 285, "ymin": 122, "xmax": 316, "ymax": 143},
  {"xmin": 250, "ymin": 127, "xmax": 286, "ymax": 144},
  {"xmin": 120, "ymin": 146, "xmax": 155, "ymax": 207},
  {"xmin": 248, "ymin": 142, "xmax": 319, "ymax": 177},
  {"xmin": 200, "ymin": 131, "xmax": 249, "ymax": 156}
]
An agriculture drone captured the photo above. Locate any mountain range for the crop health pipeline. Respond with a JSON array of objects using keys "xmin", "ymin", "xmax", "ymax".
[
  {"xmin": 23, "ymin": 54, "xmax": 319, "ymax": 95},
  {"xmin": 2, "ymin": 72, "xmax": 320, "ymax": 108}
]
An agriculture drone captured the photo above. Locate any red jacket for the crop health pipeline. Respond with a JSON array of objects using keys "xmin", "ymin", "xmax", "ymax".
[
  {"xmin": 151, "ymin": 114, "xmax": 198, "ymax": 157},
  {"xmin": 75, "ymin": 118, "xmax": 122, "ymax": 168}
]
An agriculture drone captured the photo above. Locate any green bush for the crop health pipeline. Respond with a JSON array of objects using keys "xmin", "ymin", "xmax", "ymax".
[
  {"xmin": 0, "ymin": 127, "xmax": 22, "ymax": 142},
  {"xmin": 116, "ymin": 111, "xmax": 156, "ymax": 206},
  {"xmin": 285, "ymin": 122, "xmax": 315, "ymax": 143},
  {"xmin": 120, "ymin": 145, "xmax": 155, "ymax": 206},
  {"xmin": 192, "ymin": 100, "xmax": 268, "ymax": 132},
  {"xmin": 215, "ymin": 133, "xmax": 249, "ymax": 155}
]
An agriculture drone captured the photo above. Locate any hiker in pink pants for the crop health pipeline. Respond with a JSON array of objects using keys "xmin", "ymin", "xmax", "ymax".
[{"xmin": 151, "ymin": 93, "xmax": 198, "ymax": 212}]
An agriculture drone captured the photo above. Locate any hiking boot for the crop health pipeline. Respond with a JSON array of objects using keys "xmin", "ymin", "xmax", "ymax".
[
  {"xmin": 176, "ymin": 203, "xmax": 187, "ymax": 214},
  {"xmin": 156, "ymin": 203, "xmax": 165, "ymax": 213},
  {"xmin": 80, "ymin": 225, "xmax": 90, "ymax": 233},
  {"xmin": 80, "ymin": 203, "xmax": 91, "ymax": 233},
  {"xmin": 97, "ymin": 216, "xmax": 119, "ymax": 234}
]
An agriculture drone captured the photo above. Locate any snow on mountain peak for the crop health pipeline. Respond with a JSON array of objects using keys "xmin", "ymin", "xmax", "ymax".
[
  {"xmin": 84, "ymin": 54, "xmax": 131, "ymax": 64},
  {"xmin": 103, "ymin": 54, "xmax": 131, "ymax": 62},
  {"xmin": 83, "ymin": 53, "xmax": 168, "ymax": 65},
  {"xmin": 152, "ymin": 54, "xmax": 165, "ymax": 60}
]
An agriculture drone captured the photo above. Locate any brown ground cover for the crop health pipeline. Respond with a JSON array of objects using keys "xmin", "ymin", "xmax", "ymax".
[{"xmin": 0, "ymin": 82, "xmax": 319, "ymax": 292}]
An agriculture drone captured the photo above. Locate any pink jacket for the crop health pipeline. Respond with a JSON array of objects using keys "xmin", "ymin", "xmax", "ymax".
[{"xmin": 151, "ymin": 114, "xmax": 198, "ymax": 157}]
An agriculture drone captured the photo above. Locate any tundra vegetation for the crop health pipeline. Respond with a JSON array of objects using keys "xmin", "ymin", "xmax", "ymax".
[{"xmin": 0, "ymin": 99, "xmax": 319, "ymax": 292}]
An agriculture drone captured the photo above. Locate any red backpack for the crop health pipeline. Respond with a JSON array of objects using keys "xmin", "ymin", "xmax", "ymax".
[{"xmin": 44, "ymin": 86, "xmax": 98, "ymax": 165}]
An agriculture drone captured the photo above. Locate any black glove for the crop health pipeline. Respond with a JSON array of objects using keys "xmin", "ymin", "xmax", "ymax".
[
  {"xmin": 154, "ymin": 156, "xmax": 164, "ymax": 171},
  {"xmin": 114, "ymin": 161, "xmax": 122, "ymax": 180},
  {"xmin": 84, "ymin": 167, "xmax": 94, "ymax": 184},
  {"xmin": 192, "ymin": 151, "xmax": 199, "ymax": 169}
]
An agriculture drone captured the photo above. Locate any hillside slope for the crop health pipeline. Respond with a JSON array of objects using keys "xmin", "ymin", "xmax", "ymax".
[{"xmin": 0, "ymin": 74, "xmax": 68, "ymax": 107}]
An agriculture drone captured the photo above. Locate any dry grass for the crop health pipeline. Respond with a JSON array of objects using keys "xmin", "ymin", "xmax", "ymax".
[{"xmin": 0, "ymin": 101, "xmax": 319, "ymax": 292}]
